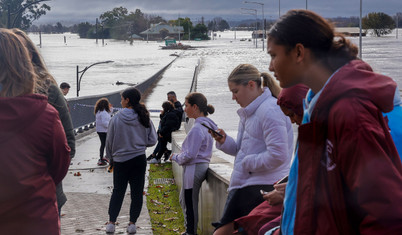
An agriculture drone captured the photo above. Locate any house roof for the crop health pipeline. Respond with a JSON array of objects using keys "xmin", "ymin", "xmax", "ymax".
[{"xmin": 140, "ymin": 22, "xmax": 184, "ymax": 35}]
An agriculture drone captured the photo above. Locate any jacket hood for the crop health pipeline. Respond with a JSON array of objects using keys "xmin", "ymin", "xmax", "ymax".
[
  {"xmin": 0, "ymin": 94, "xmax": 48, "ymax": 143},
  {"xmin": 117, "ymin": 108, "xmax": 141, "ymax": 126},
  {"xmin": 314, "ymin": 60, "xmax": 396, "ymax": 116}
]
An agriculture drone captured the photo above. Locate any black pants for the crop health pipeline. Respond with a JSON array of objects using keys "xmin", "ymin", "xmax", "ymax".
[
  {"xmin": 97, "ymin": 132, "xmax": 107, "ymax": 159},
  {"xmin": 184, "ymin": 189, "xmax": 195, "ymax": 234},
  {"xmin": 108, "ymin": 155, "xmax": 146, "ymax": 223},
  {"xmin": 154, "ymin": 136, "xmax": 168, "ymax": 160}
]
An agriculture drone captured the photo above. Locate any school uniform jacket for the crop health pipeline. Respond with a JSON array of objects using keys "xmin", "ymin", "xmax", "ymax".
[{"xmin": 294, "ymin": 60, "xmax": 402, "ymax": 234}]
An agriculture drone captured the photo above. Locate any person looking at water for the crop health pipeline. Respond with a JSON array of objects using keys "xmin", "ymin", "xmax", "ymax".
[
  {"xmin": 105, "ymin": 87, "xmax": 157, "ymax": 234},
  {"xmin": 167, "ymin": 90, "xmax": 184, "ymax": 129},
  {"xmin": 148, "ymin": 101, "xmax": 180, "ymax": 164},
  {"xmin": 266, "ymin": 9, "xmax": 402, "ymax": 234},
  {"xmin": 0, "ymin": 28, "xmax": 71, "ymax": 235},
  {"xmin": 12, "ymin": 28, "xmax": 76, "ymax": 218},
  {"xmin": 210, "ymin": 64, "xmax": 293, "ymax": 235},
  {"xmin": 60, "ymin": 82, "xmax": 70, "ymax": 96},
  {"xmin": 170, "ymin": 92, "xmax": 217, "ymax": 235},
  {"xmin": 94, "ymin": 97, "xmax": 113, "ymax": 166}
]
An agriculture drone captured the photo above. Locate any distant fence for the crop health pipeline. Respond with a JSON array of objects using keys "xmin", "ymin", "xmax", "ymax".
[{"xmin": 67, "ymin": 57, "xmax": 178, "ymax": 133}]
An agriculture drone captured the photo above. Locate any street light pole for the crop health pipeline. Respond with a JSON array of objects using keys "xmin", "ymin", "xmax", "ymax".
[
  {"xmin": 244, "ymin": 1, "xmax": 265, "ymax": 51},
  {"xmin": 279, "ymin": 0, "xmax": 281, "ymax": 18},
  {"xmin": 76, "ymin": 60, "xmax": 114, "ymax": 97},
  {"xmin": 241, "ymin": 8, "xmax": 258, "ymax": 48}
]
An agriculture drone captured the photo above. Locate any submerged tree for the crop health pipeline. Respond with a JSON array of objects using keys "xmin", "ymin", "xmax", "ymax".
[
  {"xmin": 0, "ymin": 0, "xmax": 50, "ymax": 29},
  {"xmin": 362, "ymin": 12, "xmax": 396, "ymax": 37}
]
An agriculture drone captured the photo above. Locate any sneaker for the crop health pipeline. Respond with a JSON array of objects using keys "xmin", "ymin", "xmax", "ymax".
[
  {"xmin": 146, "ymin": 154, "xmax": 155, "ymax": 161},
  {"xmin": 149, "ymin": 158, "xmax": 161, "ymax": 164},
  {"xmin": 127, "ymin": 223, "xmax": 137, "ymax": 234},
  {"xmin": 98, "ymin": 159, "xmax": 107, "ymax": 166},
  {"xmin": 105, "ymin": 223, "xmax": 115, "ymax": 233}
]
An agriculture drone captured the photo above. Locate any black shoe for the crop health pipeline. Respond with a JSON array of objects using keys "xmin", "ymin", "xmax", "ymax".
[
  {"xmin": 163, "ymin": 150, "xmax": 172, "ymax": 161},
  {"xmin": 146, "ymin": 154, "xmax": 155, "ymax": 161}
]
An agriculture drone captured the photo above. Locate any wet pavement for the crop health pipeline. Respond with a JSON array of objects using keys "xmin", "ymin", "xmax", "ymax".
[{"xmin": 60, "ymin": 56, "xmax": 198, "ymax": 234}]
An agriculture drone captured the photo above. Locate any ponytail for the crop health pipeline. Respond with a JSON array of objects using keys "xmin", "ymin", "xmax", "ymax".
[
  {"xmin": 261, "ymin": 72, "xmax": 281, "ymax": 98},
  {"xmin": 121, "ymin": 87, "xmax": 150, "ymax": 128},
  {"xmin": 327, "ymin": 34, "xmax": 359, "ymax": 70}
]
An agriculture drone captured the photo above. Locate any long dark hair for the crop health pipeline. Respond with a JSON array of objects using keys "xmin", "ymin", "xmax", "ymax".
[
  {"xmin": 268, "ymin": 10, "xmax": 358, "ymax": 71},
  {"xmin": 185, "ymin": 92, "xmax": 214, "ymax": 116},
  {"xmin": 94, "ymin": 98, "xmax": 111, "ymax": 114},
  {"xmin": 121, "ymin": 87, "xmax": 150, "ymax": 128}
]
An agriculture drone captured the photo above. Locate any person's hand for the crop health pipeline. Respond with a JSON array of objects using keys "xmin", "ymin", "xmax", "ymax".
[
  {"xmin": 209, "ymin": 129, "xmax": 226, "ymax": 144},
  {"xmin": 274, "ymin": 182, "xmax": 287, "ymax": 192},
  {"xmin": 263, "ymin": 188, "xmax": 285, "ymax": 205},
  {"xmin": 169, "ymin": 153, "xmax": 174, "ymax": 161},
  {"xmin": 159, "ymin": 133, "xmax": 163, "ymax": 138}
]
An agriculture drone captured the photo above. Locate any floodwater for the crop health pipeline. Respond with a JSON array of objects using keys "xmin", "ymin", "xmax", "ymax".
[{"xmin": 31, "ymin": 30, "xmax": 402, "ymax": 160}]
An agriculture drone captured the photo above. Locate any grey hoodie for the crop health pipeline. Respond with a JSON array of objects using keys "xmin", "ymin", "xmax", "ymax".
[{"xmin": 106, "ymin": 108, "xmax": 157, "ymax": 162}]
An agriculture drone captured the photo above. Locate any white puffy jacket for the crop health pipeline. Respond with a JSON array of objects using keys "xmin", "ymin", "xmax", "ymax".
[{"xmin": 217, "ymin": 88, "xmax": 293, "ymax": 191}]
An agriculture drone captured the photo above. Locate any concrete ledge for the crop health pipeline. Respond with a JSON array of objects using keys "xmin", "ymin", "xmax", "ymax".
[{"xmin": 171, "ymin": 125, "xmax": 233, "ymax": 235}]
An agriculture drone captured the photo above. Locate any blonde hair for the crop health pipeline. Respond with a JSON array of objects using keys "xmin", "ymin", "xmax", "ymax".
[
  {"xmin": 0, "ymin": 28, "xmax": 36, "ymax": 97},
  {"xmin": 228, "ymin": 64, "xmax": 262, "ymax": 87},
  {"xmin": 262, "ymin": 72, "xmax": 282, "ymax": 98},
  {"xmin": 12, "ymin": 28, "xmax": 57, "ymax": 95}
]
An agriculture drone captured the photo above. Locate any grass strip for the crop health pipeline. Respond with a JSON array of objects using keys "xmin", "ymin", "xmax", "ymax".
[{"xmin": 146, "ymin": 162, "xmax": 185, "ymax": 234}]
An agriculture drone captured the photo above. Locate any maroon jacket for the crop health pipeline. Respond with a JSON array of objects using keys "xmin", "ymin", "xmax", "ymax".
[
  {"xmin": 294, "ymin": 60, "xmax": 402, "ymax": 234},
  {"xmin": 0, "ymin": 94, "xmax": 71, "ymax": 235}
]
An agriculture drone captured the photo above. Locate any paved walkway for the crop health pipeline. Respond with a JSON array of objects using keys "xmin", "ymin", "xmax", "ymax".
[{"xmin": 61, "ymin": 55, "xmax": 198, "ymax": 234}]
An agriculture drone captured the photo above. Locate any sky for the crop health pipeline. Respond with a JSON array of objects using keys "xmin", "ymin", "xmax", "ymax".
[{"xmin": 34, "ymin": 0, "xmax": 402, "ymax": 25}]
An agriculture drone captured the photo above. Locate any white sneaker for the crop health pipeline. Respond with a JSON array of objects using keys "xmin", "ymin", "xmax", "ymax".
[
  {"xmin": 105, "ymin": 223, "xmax": 115, "ymax": 233},
  {"xmin": 127, "ymin": 223, "xmax": 137, "ymax": 234},
  {"xmin": 149, "ymin": 158, "xmax": 161, "ymax": 164}
]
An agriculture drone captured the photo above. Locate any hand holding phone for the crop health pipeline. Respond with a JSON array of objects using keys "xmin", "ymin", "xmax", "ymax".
[{"xmin": 201, "ymin": 123, "xmax": 223, "ymax": 137}]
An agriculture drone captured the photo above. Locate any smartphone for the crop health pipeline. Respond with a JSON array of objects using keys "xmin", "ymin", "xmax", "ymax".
[
  {"xmin": 201, "ymin": 123, "xmax": 223, "ymax": 137},
  {"xmin": 276, "ymin": 175, "xmax": 288, "ymax": 184}
]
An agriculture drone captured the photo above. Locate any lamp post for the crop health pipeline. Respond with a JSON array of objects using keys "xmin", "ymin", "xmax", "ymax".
[
  {"xmin": 7, "ymin": 0, "xmax": 50, "ymax": 29},
  {"xmin": 241, "ymin": 8, "xmax": 258, "ymax": 48},
  {"xmin": 244, "ymin": 1, "xmax": 265, "ymax": 51},
  {"xmin": 76, "ymin": 60, "xmax": 114, "ymax": 97},
  {"xmin": 279, "ymin": 0, "xmax": 281, "ymax": 18}
]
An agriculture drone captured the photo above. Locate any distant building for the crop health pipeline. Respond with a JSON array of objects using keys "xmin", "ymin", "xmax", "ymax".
[
  {"xmin": 335, "ymin": 27, "xmax": 366, "ymax": 37},
  {"xmin": 140, "ymin": 23, "xmax": 184, "ymax": 41}
]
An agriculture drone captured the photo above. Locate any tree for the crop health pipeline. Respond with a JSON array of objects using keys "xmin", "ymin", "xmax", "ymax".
[
  {"xmin": 208, "ymin": 17, "xmax": 230, "ymax": 31},
  {"xmin": 192, "ymin": 23, "xmax": 209, "ymax": 40},
  {"xmin": 77, "ymin": 22, "xmax": 92, "ymax": 38},
  {"xmin": 169, "ymin": 17, "xmax": 193, "ymax": 40},
  {"xmin": 362, "ymin": 12, "xmax": 396, "ymax": 37},
  {"xmin": 0, "ymin": 0, "xmax": 50, "ymax": 29}
]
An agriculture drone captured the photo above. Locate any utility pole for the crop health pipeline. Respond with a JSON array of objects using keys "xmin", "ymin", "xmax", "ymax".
[{"xmin": 96, "ymin": 18, "xmax": 98, "ymax": 44}]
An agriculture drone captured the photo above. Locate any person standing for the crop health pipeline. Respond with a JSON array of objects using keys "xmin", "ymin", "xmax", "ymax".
[
  {"xmin": 12, "ymin": 28, "xmax": 76, "ymax": 217},
  {"xmin": 105, "ymin": 87, "xmax": 157, "ymax": 234},
  {"xmin": 170, "ymin": 92, "xmax": 217, "ymax": 235},
  {"xmin": 94, "ymin": 97, "xmax": 113, "ymax": 166},
  {"xmin": 167, "ymin": 91, "xmax": 183, "ymax": 130},
  {"xmin": 267, "ymin": 9, "xmax": 402, "ymax": 234},
  {"xmin": 0, "ymin": 28, "xmax": 71, "ymax": 235},
  {"xmin": 210, "ymin": 64, "xmax": 293, "ymax": 235}
]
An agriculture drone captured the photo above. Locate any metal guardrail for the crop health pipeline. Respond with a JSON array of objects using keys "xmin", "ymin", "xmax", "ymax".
[
  {"xmin": 183, "ymin": 58, "xmax": 201, "ymax": 134},
  {"xmin": 67, "ymin": 57, "xmax": 179, "ymax": 134}
]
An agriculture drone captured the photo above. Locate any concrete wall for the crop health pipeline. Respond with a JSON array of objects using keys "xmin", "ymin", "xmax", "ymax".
[
  {"xmin": 171, "ymin": 122, "xmax": 234, "ymax": 235},
  {"xmin": 67, "ymin": 57, "xmax": 178, "ymax": 132}
]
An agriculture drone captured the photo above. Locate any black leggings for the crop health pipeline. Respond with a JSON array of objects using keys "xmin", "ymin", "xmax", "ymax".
[
  {"xmin": 97, "ymin": 132, "xmax": 107, "ymax": 159},
  {"xmin": 108, "ymin": 155, "xmax": 146, "ymax": 223}
]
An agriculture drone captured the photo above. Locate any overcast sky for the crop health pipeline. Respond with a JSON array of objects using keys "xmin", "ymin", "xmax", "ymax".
[{"xmin": 34, "ymin": 0, "xmax": 402, "ymax": 25}]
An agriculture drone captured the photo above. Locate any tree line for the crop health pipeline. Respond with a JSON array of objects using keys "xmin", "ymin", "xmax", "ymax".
[{"xmin": 1, "ymin": 1, "xmax": 400, "ymax": 38}]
